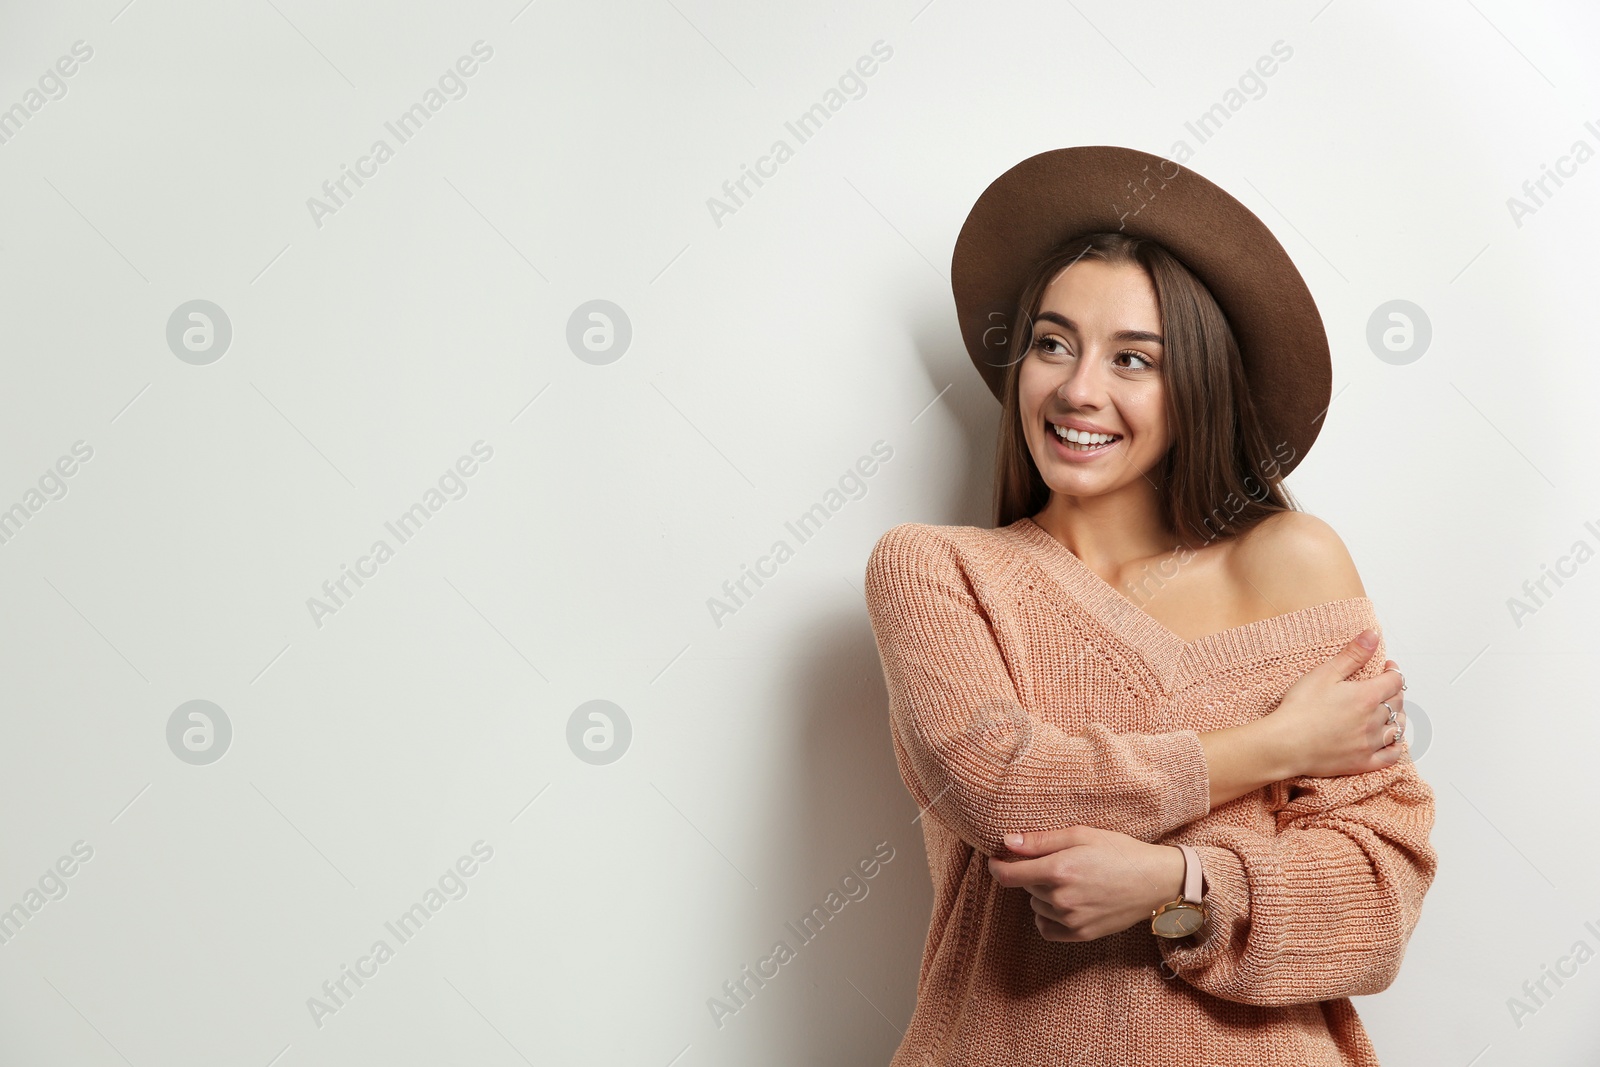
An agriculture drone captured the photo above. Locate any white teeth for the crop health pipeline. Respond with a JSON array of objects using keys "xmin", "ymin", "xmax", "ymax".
[{"xmin": 1052, "ymin": 423, "xmax": 1119, "ymax": 446}]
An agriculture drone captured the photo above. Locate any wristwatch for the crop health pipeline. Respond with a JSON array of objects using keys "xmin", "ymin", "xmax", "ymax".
[{"xmin": 1150, "ymin": 843, "xmax": 1208, "ymax": 939}]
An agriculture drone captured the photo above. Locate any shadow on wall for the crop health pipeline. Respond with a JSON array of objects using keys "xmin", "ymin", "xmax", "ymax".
[
  {"xmin": 910, "ymin": 311, "xmax": 1004, "ymax": 531},
  {"xmin": 902, "ymin": 310, "xmax": 998, "ymax": 527},
  {"xmin": 765, "ymin": 608, "xmax": 929, "ymax": 1064},
  {"xmin": 746, "ymin": 327, "xmax": 1003, "ymax": 1061}
]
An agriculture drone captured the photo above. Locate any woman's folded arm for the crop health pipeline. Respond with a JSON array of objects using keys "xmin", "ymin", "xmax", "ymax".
[
  {"xmin": 1156, "ymin": 758, "xmax": 1438, "ymax": 1006},
  {"xmin": 865, "ymin": 523, "xmax": 1214, "ymax": 856}
]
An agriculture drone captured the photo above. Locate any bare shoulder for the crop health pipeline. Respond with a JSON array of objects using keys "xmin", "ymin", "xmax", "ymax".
[{"xmin": 1228, "ymin": 511, "xmax": 1368, "ymax": 610}]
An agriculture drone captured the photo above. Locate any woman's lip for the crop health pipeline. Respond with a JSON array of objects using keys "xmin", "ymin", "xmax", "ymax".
[{"xmin": 1048, "ymin": 418, "xmax": 1120, "ymax": 436}]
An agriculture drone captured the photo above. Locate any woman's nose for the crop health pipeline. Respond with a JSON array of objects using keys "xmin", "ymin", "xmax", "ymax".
[{"xmin": 1056, "ymin": 358, "xmax": 1106, "ymax": 404}]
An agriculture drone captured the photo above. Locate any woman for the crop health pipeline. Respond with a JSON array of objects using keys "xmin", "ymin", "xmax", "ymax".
[{"xmin": 863, "ymin": 148, "xmax": 1436, "ymax": 1066}]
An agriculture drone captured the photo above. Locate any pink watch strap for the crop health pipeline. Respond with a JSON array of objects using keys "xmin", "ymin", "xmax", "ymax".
[{"xmin": 1176, "ymin": 843, "xmax": 1204, "ymax": 905}]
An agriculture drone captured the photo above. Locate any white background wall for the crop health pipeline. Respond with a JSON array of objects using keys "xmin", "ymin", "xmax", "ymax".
[{"xmin": 1, "ymin": 0, "xmax": 1597, "ymax": 1063}]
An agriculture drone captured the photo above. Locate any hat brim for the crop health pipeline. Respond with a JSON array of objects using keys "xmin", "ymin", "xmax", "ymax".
[{"xmin": 951, "ymin": 145, "xmax": 1330, "ymax": 478}]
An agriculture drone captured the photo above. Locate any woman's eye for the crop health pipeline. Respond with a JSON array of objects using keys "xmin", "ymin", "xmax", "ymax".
[{"xmin": 1030, "ymin": 338, "xmax": 1154, "ymax": 369}]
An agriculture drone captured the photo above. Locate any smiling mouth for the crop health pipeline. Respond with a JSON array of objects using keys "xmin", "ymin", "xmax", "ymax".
[{"xmin": 1047, "ymin": 421, "xmax": 1122, "ymax": 453}]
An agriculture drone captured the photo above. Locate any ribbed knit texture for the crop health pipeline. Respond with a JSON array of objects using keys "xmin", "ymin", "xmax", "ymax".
[{"xmin": 863, "ymin": 518, "xmax": 1437, "ymax": 1067}]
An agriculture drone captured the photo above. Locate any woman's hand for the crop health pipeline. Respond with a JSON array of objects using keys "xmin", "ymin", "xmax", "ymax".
[
  {"xmin": 988, "ymin": 826, "xmax": 1186, "ymax": 942},
  {"xmin": 1258, "ymin": 630, "xmax": 1408, "ymax": 779}
]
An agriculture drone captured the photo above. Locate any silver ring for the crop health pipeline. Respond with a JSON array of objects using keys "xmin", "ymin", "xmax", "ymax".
[
  {"xmin": 1382, "ymin": 701, "xmax": 1397, "ymax": 725},
  {"xmin": 1381, "ymin": 666, "xmax": 1407, "ymax": 691}
]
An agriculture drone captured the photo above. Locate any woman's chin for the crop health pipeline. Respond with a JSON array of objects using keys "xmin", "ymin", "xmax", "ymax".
[{"xmin": 1039, "ymin": 473, "xmax": 1116, "ymax": 499}]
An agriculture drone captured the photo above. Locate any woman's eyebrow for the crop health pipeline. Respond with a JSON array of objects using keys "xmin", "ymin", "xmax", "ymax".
[{"xmin": 1034, "ymin": 310, "xmax": 1163, "ymax": 345}]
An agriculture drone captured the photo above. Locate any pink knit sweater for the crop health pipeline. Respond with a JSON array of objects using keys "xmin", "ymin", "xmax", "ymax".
[{"xmin": 863, "ymin": 518, "xmax": 1437, "ymax": 1066}]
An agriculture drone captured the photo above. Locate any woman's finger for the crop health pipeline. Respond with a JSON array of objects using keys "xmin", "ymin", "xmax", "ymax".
[
  {"xmin": 989, "ymin": 849, "xmax": 1078, "ymax": 890},
  {"xmin": 1324, "ymin": 630, "xmax": 1380, "ymax": 681}
]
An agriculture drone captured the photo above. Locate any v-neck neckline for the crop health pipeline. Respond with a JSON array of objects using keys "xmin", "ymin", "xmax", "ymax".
[{"xmin": 1007, "ymin": 516, "xmax": 1376, "ymax": 692}]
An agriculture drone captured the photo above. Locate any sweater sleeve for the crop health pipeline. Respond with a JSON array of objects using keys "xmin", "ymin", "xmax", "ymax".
[
  {"xmin": 1156, "ymin": 627, "xmax": 1438, "ymax": 1006},
  {"xmin": 863, "ymin": 523, "xmax": 1213, "ymax": 857}
]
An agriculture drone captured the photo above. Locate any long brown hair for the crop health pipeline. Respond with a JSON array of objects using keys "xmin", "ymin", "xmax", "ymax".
[{"xmin": 992, "ymin": 231, "xmax": 1300, "ymax": 548}]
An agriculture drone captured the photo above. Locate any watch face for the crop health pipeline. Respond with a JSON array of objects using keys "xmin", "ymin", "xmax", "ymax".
[{"xmin": 1153, "ymin": 904, "xmax": 1203, "ymax": 938}]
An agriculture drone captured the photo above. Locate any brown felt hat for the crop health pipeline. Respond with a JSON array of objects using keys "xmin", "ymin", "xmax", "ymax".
[{"xmin": 951, "ymin": 145, "xmax": 1331, "ymax": 477}]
